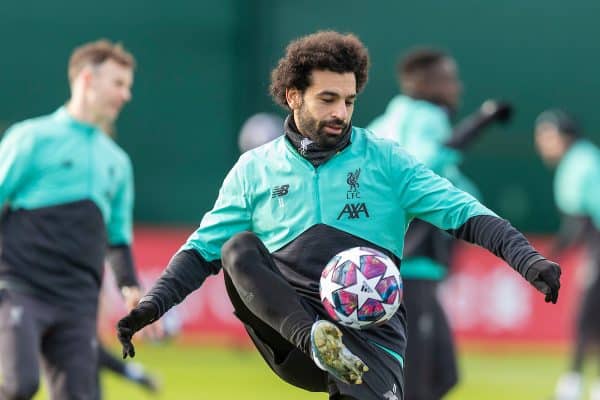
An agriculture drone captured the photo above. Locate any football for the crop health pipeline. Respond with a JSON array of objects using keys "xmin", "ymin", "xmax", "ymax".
[{"xmin": 320, "ymin": 246, "xmax": 403, "ymax": 329}]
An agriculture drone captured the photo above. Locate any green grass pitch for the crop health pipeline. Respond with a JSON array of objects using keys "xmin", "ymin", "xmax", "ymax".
[{"xmin": 31, "ymin": 341, "xmax": 594, "ymax": 399}]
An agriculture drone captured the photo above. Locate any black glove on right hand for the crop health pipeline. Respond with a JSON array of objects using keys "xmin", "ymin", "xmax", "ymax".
[
  {"xmin": 116, "ymin": 301, "xmax": 158, "ymax": 359},
  {"xmin": 524, "ymin": 259, "xmax": 561, "ymax": 304}
]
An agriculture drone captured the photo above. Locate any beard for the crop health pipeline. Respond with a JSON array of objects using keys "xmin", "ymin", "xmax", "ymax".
[{"xmin": 295, "ymin": 104, "xmax": 348, "ymax": 149}]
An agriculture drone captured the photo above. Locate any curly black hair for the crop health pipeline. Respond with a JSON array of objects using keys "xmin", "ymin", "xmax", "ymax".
[{"xmin": 270, "ymin": 31, "xmax": 370, "ymax": 109}]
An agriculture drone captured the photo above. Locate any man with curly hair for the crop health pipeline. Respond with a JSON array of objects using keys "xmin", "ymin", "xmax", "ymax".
[{"xmin": 117, "ymin": 31, "xmax": 561, "ymax": 400}]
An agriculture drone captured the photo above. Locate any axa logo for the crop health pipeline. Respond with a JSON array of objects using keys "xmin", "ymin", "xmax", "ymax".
[
  {"xmin": 337, "ymin": 203, "xmax": 369, "ymax": 220},
  {"xmin": 271, "ymin": 184, "xmax": 289, "ymax": 198},
  {"xmin": 346, "ymin": 168, "xmax": 361, "ymax": 199}
]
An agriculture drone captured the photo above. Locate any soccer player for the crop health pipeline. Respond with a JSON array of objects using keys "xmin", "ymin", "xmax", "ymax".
[
  {"xmin": 533, "ymin": 110, "xmax": 600, "ymax": 400},
  {"xmin": 117, "ymin": 31, "xmax": 560, "ymax": 400},
  {"xmin": 0, "ymin": 40, "xmax": 143, "ymax": 399},
  {"xmin": 368, "ymin": 48, "xmax": 512, "ymax": 399}
]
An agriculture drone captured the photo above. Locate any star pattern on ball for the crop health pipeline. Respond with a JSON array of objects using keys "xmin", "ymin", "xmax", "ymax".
[
  {"xmin": 343, "ymin": 266, "xmax": 383, "ymax": 310},
  {"xmin": 320, "ymin": 246, "xmax": 402, "ymax": 329}
]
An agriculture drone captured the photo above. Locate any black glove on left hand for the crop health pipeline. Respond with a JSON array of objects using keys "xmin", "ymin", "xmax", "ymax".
[
  {"xmin": 524, "ymin": 259, "xmax": 561, "ymax": 304},
  {"xmin": 117, "ymin": 301, "xmax": 158, "ymax": 359},
  {"xmin": 481, "ymin": 100, "xmax": 513, "ymax": 122}
]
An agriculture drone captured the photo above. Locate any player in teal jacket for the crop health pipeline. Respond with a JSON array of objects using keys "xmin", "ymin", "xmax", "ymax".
[
  {"xmin": 534, "ymin": 110, "xmax": 600, "ymax": 400},
  {"xmin": 118, "ymin": 31, "xmax": 560, "ymax": 400},
  {"xmin": 0, "ymin": 40, "xmax": 144, "ymax": 400},
  {"xmin": 368, "ymin": 48, "xmax": 512, "ymax": 399}
]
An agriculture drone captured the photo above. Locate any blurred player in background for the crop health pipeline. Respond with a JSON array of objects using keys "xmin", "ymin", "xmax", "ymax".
[
  {"xmin": 238, "ymin": 112, "xmax": 284, "ymax": 153},
  {"xmin": 368, "ymin": 48, "xmax": 512, "ymax": 400},
  {"xmin": 117, "ymin": 31, "xmax": 560, "ymax": 400},
  {"xmin": 534, "ymin": 110, "xmax": 600, "ymax": 400},
  {"xmin": 0, "ymin": 39, "xmax": 144, "ymax": 400}
]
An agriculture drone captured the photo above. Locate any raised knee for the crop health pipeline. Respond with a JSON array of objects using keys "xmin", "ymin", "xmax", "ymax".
[{"xmin": 221, "ymin": 232, "xmax": 262, "ymax": 271}]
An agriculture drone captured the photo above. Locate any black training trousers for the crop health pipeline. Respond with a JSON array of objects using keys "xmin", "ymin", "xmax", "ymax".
[
  {"xmin": 220, "ymin": 232, "xmax": 404, "ymax": 400},
  {"xmin": 403, "ymin": 280, "xmax": 458, "ymax": 400},
  {"xmin": 0, "ymin": 289, "xmax": 98, "ymax": 400}
]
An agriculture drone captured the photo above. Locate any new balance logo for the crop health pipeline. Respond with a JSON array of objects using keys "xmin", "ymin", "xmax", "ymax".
[
  {"xmin": 337, "ymin": 203, "xmax": 370, "ymax": 219},
  {"xmin": 271, "ymin": 185, "xmax": 290, "ymax": 198}
]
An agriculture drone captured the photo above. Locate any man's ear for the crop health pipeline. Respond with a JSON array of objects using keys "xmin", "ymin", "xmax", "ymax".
[
  {"xmin": 74, "ymin": 65, "xmax": 95, "ymax": 90},
  {"xmin": 80, "ymin": 66, "xmax": 94, "ymax": 86},
  {"xmin": 286, "ymin": 88, "xmax": 302, "ymax": 110}
]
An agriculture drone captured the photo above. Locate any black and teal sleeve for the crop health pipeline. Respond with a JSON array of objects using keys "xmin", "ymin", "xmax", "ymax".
[
  {"xmin": 449, "ymin": 215, "xmax": 561, "ymax": 303},
  {"xmin": 139, "ymin": 249, "xmax": 220, "ymax": 319},
  {"xmin": 392, "ymin": 144, "xmax": 547, "ymax": 277},
  {"xmin": 447, "ymin": 215, "xmax": 544, "ymax": 277},
  {"xmin": 138, "ymin": 157, "xmax": 252, "ymax": 319}
]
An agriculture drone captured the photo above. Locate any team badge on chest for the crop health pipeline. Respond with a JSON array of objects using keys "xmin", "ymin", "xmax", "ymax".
[
  {"xmin": 338, "ymin": 168, "xmax": 369, "ymax": 220},
  {"xmin": 346, "ymin": 168, "xmax": 361, "ymax": 199}
]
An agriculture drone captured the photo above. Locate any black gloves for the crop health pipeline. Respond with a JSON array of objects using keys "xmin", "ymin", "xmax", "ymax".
[
  {"xmin": 117, "ymin": 301, "xmax": 158, "ymax": 359},
  {"xmin": 481, "ymin": 100, "xmax": 513, "ymax": 123},
  {"xmin": 524, "ymin": 258, "xmax": 561, "ymax": 304},
  {"xmin": 447, "ymin": 100, "xmax": 514, "ymax": 149}
]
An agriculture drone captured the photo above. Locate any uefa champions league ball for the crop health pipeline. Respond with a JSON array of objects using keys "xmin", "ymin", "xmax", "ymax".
[{"xmin": 320, "ymin": 247, "xmax": 402, "ymax": 330}]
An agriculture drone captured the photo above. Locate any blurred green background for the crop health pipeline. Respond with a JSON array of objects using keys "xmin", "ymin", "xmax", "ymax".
[{"xmin": 2, "ymin": 0, "xmax": 599, "ymax": 231}]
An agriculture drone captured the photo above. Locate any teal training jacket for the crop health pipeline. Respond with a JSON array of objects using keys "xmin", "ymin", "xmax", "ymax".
[
  {"xmin": 182, "ymin": 127, "xmax": 495, "ymax": 261},
  {"xmin": 0, "ymin": 107, "xmax": 134, "ymax": 310}
]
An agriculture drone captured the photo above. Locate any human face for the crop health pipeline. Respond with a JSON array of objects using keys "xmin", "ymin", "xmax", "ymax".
[
  {"xmin": 427, "ymin": 58, "xmax": 462, "ymax": 112},
  {"xmin": 534, "ymin": 123, "xmax": 569, "ymax": 166},
  {"xmin": 85, "ymin": 59, "xmax": 133, "ymax": 124},
  {"xmin": 288, "ymin": 70, "xmax": 356, "ymax": 148}
]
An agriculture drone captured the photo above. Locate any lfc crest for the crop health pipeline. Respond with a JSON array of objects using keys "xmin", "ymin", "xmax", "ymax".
[{"xmin": 346, "ymin": 168, "xmax": 361, "ymax": 199}]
